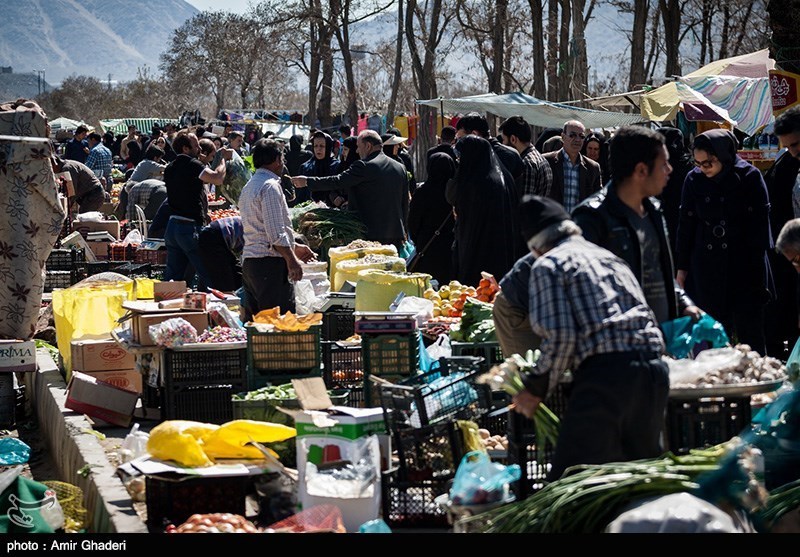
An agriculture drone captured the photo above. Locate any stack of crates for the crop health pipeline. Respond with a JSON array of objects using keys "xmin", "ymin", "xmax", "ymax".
[
  {"xmin": 161, "ymin": 344, "xmax": 247, "ymax": 423},
  {"xmin": 44, "ymin": 247, "xmax": 85, "ymax": 292},
  {"xmin": 246, "ymin": 324, "xmax": 322, "ymax": 389},
  {"xmin": 107, "ymin": 242, "xmax": 138, "ymax": 262},
  {"xmin": 357, "ymin": 312, "xmax": 419, "ymax": 406},
  {"xmin": 110, "ymin": 262, "xmax": 152, "ymax": 279},
  {"xmin": 380, "ymin": 356, "xmax": 489, "ymax": 529},
  {"xmin": 135, "ymin": 248, "xmax": 168, "ymax": 266},
  {"xmin": 320, "ymin": 293, "xmax": 356, "ymax": 342},
  {"xmin": 450, "ymin": 341, "xmax": 504, "ymax": 371},
  {"xmin": 507, "ymin": 381, "xmax": 573, "ymax": 500}
]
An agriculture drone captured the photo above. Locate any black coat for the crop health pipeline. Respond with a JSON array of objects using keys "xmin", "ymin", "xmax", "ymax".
[
  {"xmin": 572, "ymin": 182, "xmax": 694, "ymax": 322},
  {"xmin": 407, "ymin": 153, "xmax": 455, "ymax": 284},
  {"xmin": 307, "ymin": 151, "xmax": 408, "ymax": 245},
  {"xmin": 676, "ymin": 158, "xmax": 775, "ymax": 315}
]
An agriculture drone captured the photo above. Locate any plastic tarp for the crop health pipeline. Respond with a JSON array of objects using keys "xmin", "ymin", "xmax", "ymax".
[
  {"xmin": 49, "ymin": 117, "xmax": 88, "ymax": 133},
  {"xmin": 416, "ymin": 92, "xmax": 646, "ymax": 129},
  {"xmin": 99, "ymin": 118, "xmax": 178, "ymax": 136},
  {"xmin": 684, "ymin": 48, "xmax": 775, "ymax": 79},
  {"xmin": 641, "ymin": 81, "xmax": 735, "ymax": 127}
]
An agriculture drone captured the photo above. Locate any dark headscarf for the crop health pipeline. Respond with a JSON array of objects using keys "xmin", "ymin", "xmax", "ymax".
[
  {"xmin": 657, "ymin": 126, "xmax": 691, "ymax": 166},
  {"xmin": 693, "ymin": 129, "xmax": 738, "ymax": 184},
  {"xmin": 426, "ymin": 152, "xmax": 456, "ymax": 188},
  {"xmin": 340, "ymin": 136, "xmax": 359, "ymax": 172},
  {"xmin": 289, "ymin": 134, "xmax": 304, "ymax": 152}
]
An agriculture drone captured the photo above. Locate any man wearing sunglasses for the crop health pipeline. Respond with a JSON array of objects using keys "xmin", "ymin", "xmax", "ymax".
[{"xmin": 543, "ymin": 120, "xmax": 602, "ymax": 212}]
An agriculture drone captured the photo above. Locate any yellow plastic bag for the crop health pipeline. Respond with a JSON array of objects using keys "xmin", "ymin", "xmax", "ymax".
[
  {"xmin": 52, "ymin": 280, "xmax": 136, "ymax": 377},
  {"xmin": 355, "ymin": 270, "xmax": 432, "ymax": 312},
  {"xmin": 334, "ymin": 255, "xmax": 406, "ymax": 291},
  {"xmin": 202, "ymin": 420, "xmax": 297, "ymax": 460},
  {"xmin": 328, "ymin": 243, "xmax": 398, "ymax": 291},
  {"xmin": 146, "ymin": 420, "xmax": 219, "ymax": 467},
  {"xmin": 252, "ymin": 308, "xmax": 323, "ymax": 331}
]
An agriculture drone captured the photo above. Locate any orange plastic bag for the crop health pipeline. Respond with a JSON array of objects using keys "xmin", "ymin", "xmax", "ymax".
[{"xmin": 266, "ymin": 505, "xmax": 346, "ymax": 533}]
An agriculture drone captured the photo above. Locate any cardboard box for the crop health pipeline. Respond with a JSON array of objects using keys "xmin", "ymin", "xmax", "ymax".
[
  {"xmin": 75, "ymin": 369, "xmax": 142, "ymax": 394},
  {"xmin": 65, "ymin": 371, "xmax": 139, "ymax": 427},
  {"xmin": 132, "ymin": 311, "xmax": 209, "ymax": 346},
  {"xmin": 71, "ymin": 338, "xmax": 135, "ymax": 372},
  {"xmin": 0, "ymin": 340, "xmax": 37, "ymax": 372},
  {"xmin": 72, "ymin": 219, "xmax": 121, "ymax": 240},
  {"xmin": 61, "ymin": 231, "xmax": 97, "ymax": 262},
  {"xmin": 153, "ymin": 281, "xmax": 188, "ymax": 302},
  {"xmin": 86, "ymin": 240, "xmax": 111, "ymax": 260}
]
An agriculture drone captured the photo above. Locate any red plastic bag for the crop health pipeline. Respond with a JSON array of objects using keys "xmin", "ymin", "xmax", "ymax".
[{"xmin": 265, "ymin": 504, "xmax": 346, "ymax": 533}]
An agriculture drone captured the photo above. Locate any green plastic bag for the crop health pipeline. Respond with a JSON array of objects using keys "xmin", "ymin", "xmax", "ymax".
[{"xmin": 661, "ymin": 313, "xmax": 729, "ymax": 359}]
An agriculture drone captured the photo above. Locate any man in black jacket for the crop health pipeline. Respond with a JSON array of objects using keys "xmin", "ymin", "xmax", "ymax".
[
  {"xmin": 544, "ymin": 120, "xmax": 602, "ymax": 212},
  {"xmin": 572, "ymin": 126, "xmax": 701, "ymax": 324},
  {"xmin": 292, "ymin": 130, "xmax": 409, "ymax": 249}
]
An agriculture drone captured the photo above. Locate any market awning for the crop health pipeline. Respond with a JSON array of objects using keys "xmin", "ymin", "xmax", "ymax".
[
  {"xmin": 416, "ymin": 92, "xmax": 646, "ymax": 129},
  {"xmin": 99, "ymin": 118, "xmax": 178, "ymax": 136},
  {"xmin": 49, "ymin": 117, "xmax": 87, "ymax": 131},
  {"xmin": 641, "ymin": 82, "xmax": 734, "ymax": 126}
]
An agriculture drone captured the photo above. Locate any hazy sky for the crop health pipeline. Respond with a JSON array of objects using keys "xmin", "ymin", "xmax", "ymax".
[{"xmin": 185, "ymin": 0, "xmax": 251, "ymax": 14}]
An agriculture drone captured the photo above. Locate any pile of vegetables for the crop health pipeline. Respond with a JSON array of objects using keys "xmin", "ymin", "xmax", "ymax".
[
  {"xmin": 167, "ymin": 513, "xmax": 259, "ymax": 534},
  {"xmin": 464, "ymin": 444, "xmax": 730, "ymax": 533},
  {"xmin": 196, "ymin": 326, "xmax": 247, "ymax": 343},
  {"xmin": 667, "ymin": 344, "xmax": 787, "ymax": 389},
  {"xmin": 290, "ymin": 201, "xmax": 367, "ymax": 257},
  {"xmin": 449, "ymin": 298, "xmax": 496, "ymax": 342},
  {"xmin": 208, "ymin": 208, "xmax": 239, "ymax": 221},
  {"xmin": 232, "ymin": 383, "xmax": 300, "ymax": 402},
  {"xmin": 755, "ymin": 479, "xmax": 800, "ymax": 531}
]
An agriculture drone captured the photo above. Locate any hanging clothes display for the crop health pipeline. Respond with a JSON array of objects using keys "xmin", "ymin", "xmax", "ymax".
[
  {"xmin": 0, "ymin": 99, "xmax": 66, "ymax": 340},
  {"xmin": 393, "ymin": 115, "xmax": 410, "ymax": 139},
  {"xmin": 407, "ymin": 115, "xmax": 419, "ymax": 141},
  {"xmin": 357, "ymin": 114, "xmax": 368, "ymax": 134}
]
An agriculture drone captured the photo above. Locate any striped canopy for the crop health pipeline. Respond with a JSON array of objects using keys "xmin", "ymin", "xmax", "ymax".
[{"xmin": 99, "ymin": 118, "xmax": 178, "ymax": 136}]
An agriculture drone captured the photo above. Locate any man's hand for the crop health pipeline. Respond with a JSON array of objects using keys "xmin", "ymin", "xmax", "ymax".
[
  {"xmin": 683, "ymin": 305, "xmax": 703, "ymax": 321},
  {"xmin": 291, "ymin": 176, "xmax": 308, "ymax": 188},
  {"xmin": 511, "ymin": 390, "xmax": 543, "ymax": 420},
  {"xmin": 294, "ymin": 244, "xmax": 317, "ymax": 263},
  {"xmin": 287, "ymin": 257, "xmax": 303, "ymax": 282},
  {"xmin": 220, "ymin": 147, "xmax": 234, "ymax": 161},
  {"xmin": 676, "ymin": 269, "xmax": 687, "ymax": 289}
]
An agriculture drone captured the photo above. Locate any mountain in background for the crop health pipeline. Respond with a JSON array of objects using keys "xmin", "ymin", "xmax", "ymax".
[{"xmin": 0, "ymin": 0, "xmax": 198, "ymax": 85}]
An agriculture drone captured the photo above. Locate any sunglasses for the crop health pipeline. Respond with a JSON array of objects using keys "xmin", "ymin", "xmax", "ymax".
[
  {"xmin": 694, "ymin": 158, "xmax": 716, "ymax": 169},
  {"xmin": 565, "ymin": 132, "xmax": 586, "ymax": 140}
]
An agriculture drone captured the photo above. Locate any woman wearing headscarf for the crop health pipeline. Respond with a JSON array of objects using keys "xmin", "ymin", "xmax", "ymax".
[
  {"xmin": 580, "ymin": 133, "xmax": 610, "ymax": 184},
  {"xmin": 407, "ymin": 153, "xmax": 456, "ymax": 284},
  {"xmin": 339, "ymin": 136, "xmax": 359, "ymax": 172},
  {"xmin": 675, "ymin": 129, "xmax": 774, "ymax": 354},
  {"xmin": 285, "ymin": 133, "xmax": 313, "ymax": 205},
  {"xmin": 448, "ymin": 135, "xmax": 517, "ymax": 285},
  {"xmin": 656, "ymin": 126, "xmax": 693, "ymax": 253},
  {"xmin": 301, "ymin": 131, "xmax": 340, "ymax": 205}
]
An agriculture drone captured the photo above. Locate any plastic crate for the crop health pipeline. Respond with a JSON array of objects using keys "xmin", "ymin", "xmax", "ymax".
[
  {"xmin": 108, "ymin": 243, "xmax": 138, "ymax": 261},
  {"xmin": 666, "ymin": 396, "xmax": 751, "ymax": 455},
  {"xmin": 111, "ymin": 261, "xmax": 151, "ymax": 278},
  {"xmin": 381, "ymin": 468, "xmax": 450, "ymax": 529},
  {"xmin": 362, "ymin": 332, "xmax": 418, "ymax": 378},
  {"xmin": 321, "ymin": 307, "xmax": 355, "ymax": 341},
  {"xmin": 151, "ymin": 264, "xmax": 167, "ymax": 281},
  {"xmin": 145, "ymin": 473, "xmax": 252, "ymax": 531},
  {"xmin": 477, "ymin": 391, "xmax": 512, "ymax": 435},
  {"xmin": 393, "ymin": 419, "xmax": 465, "ymax": 482},
  {"xmin": 135, "ymin": 248, "xmax": 168, "ymax": 265},
  {"xmin": 161, "ymin": 346, "xmax": 247, "ymax": 423},
  {"xmin": 321, "ymin": 341, "xmax": 364, "ymax": 407},
  {"xmin": 0, "ymin": 374, "xmax": 16, "ymax": 428},
  {"xmin": 44, "ymin": 270, "xmax": 76, "ymax": 292},
  {"xmin": 450, "ymin": 341, "xmax": 503, "ymax": 371},
  {"xmin": 507, "ymin": 381, "xmax": 572, "ymax": 499},
  {"xmin": 246, "ymin": 325, "xmax": 322, "ymax": 389},
  {"xmin": 379, "ymin": 357, "xmax": 490, "ymax": 430},
  {"xmin": 46, "ymin": 247, "xmax": 85, "ymax": 271}
]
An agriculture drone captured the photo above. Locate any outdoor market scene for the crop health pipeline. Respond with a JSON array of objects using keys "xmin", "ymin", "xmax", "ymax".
[{"xmin": 2, "ymin": 0, "xmax": 800, "ymax": 537}]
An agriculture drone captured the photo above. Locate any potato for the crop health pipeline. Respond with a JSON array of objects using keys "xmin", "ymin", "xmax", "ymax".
[{"xmin": 478, "ymin": 429, "xmax": 491, "ymax": 440}]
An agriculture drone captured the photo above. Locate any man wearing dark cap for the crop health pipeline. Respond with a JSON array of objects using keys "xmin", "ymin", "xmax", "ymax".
[{"xmin": 513, "ymin": 195, "xmax": 669, "ymax": 482}]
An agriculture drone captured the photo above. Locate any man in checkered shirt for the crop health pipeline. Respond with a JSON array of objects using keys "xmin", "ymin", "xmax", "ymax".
[
  {"xmin": 85, "ymin": 132, "xmax": 113, "ymax": 190},
  {"xmin": 238, "ymin": 139, "xmax": 316, "ymax": 321},
  {"xmin": 499, "ymin": 115, "xmax": 553, "ymax": 198},
  {"xmin": 512, "ymin": 195, "xmax": 669, "ymax": 482}
]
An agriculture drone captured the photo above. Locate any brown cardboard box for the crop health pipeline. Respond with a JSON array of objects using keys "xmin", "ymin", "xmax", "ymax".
[
  {"xmin": 86, "ymin": 241, "xmax": 111, "ymax": 260},
  {"xmin": 0, "ymin": 340, "xmax": 37, "ymax": 372},
  {"xmin": 72, "ymin": 220, "xmax": 121, "ymax": 240},
  {"xmin": 76, "ymin": 369, "xmax": 142, "ymax": 394},
  {"xmin": 153, "ymin": 281, "xmax": 188, "ymax": 302},
  {"xmin": 66, "ymin": 371, "xmax": 139, "ymax": 427},
  {"xmin": 132, "ymin": 311, "xmax": 209, "ymax": 346},
  {"xmin": 71, "ymin": 338, "xmax": 135, "ymax": 372}
]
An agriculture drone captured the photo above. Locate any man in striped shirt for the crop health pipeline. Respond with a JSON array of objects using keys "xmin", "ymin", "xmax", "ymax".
[
  {"xmin": 513, "ymin": 195, "xmax": 669, "ymax": 482},
  {"xmin": 238, "ymin": 139, "xmax": 316, "ymax": 321}
]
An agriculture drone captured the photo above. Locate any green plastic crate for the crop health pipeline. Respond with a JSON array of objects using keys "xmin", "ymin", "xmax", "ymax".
[{"xmin": 246, "ymin": 325, "xmax": 322, "ymax": 389}]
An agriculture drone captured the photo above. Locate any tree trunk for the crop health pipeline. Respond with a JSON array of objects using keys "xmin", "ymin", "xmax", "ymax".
[
  {"xmin": 547, "ymin": 0, "xmax": 559, "ymax": 100},
  {"xmin": 558, "ymin": 0, "xmax": 571, "ymax": 99},
  {"xmin": 332, "ymin": 0, "xmax": 359, "ymax": 130},
  {"xmin": 659, "ymin": 0, "xmax": 682, "ymax": 77},
  {"xmin": 570, "ymin": 0, "xmax": 588, "ymax": 100},
  {"xmin": 317, "ymin": 31, "xmax": 335, "ymax": 129},
  {"xmin": 699, "ymin": 0, "xmax": 713, "ymax": 65},
  {"xmin": 733, "ymin": 1, "xmax": 755, "ymax": 55},
  {"xmin": 644, "ymin": 8, "xmax": 660, "ymax": 82},
  {"xmin": 629, "ymin": 0, "xmax": 648, "ymax": 90},
  {"xmin": 387, "ymin": 2, "xmax": 404, "ymax": 122},
  {"xmin": 490, "ymin": 0, "xmax": 507, "ymax": 93},
  {"xmin": 529, "ymin": 0, "xmax": 547, "ymax": 99},
  {"xmin": 306, "ymin": 0, "xmax": 322, "ymax": 128}
]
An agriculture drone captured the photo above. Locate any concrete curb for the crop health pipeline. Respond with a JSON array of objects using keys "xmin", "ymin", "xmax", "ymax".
[{"xmin": 26, "ymin": 348, "xmax": 147, "ymax": 533}]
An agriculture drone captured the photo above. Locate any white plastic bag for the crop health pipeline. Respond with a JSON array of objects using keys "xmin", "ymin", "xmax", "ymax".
[
  {"xmin": 75, "ymin": 211, "xmax": 104, "ymax": 222},
  {"xmin": 121, "ymin": 228, "xmax": 143, "ymax": 246},
  {"xmin": 295, "ymin": 279, "xmax": 318, "ymax": 315},
  {"xmin": 605, "ymin": 492, "xmax": 745, "ymax": 533},
  {"xmin": 427, "ymin": 333, "xmax": 452, "ymax": 360},
  {"xmin": 394, "ymin": 296, "xmax": 434, "ymax": 328},
  {"xmin": 666, "ymin": 347, "xmax": 743, "ymax": 385}
]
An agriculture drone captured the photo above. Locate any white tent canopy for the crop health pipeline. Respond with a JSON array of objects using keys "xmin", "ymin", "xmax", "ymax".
[{"xmin": 416, "ymin": 92, "xmax": 645, "ymax": 129}]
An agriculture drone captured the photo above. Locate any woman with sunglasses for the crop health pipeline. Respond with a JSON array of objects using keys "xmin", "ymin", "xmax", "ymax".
[{"xmin": 675, "ymin": 128, "xmax": 774, "ymax": 355}]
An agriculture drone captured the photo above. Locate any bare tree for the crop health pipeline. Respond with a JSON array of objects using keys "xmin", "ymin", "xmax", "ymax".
[
  {"xmin": 628, "ymin": 0, "xmax": 650, "ymax": 89},
  {"xmin": 547, "ymin": 0, "xmax": 560, "ymax": 100},
  {"xmin": 387, "ymin": 1, "xmax": 405, "ymax": 121},
  {"xmin": 767, "ymin": 0, "xmax": 800, "ymax": 73},
  {"xmin": 659, "ymin": 0, "xmax": 683, "ymax": 77},
  {"xmin": 528, "ymin": 0, "xmax": 547, "ymax": 99}
]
